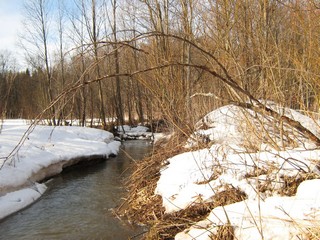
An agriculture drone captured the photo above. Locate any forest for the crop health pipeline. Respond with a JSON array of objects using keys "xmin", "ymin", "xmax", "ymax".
[{"xmin": 0, "ymin": 0, "xmax": 319, "ymax": 133}]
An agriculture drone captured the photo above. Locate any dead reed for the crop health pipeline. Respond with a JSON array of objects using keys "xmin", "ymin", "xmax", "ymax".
[
  {"xmin": 117, "ymin": 131, "xmax": 247, "ymax": 240},
  {"xmin": 116, "ymin": 109, "xmax": 320, "ymax": 239}
]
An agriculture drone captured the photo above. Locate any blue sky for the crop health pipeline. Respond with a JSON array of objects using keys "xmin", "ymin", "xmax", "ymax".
[
  {"xmin": 0, "ymin": 0, "xmax": 69, "ymax": 69},
  {"xmin": 0, "ymin": 0, "xmax": 112, "ymax": 69},
  {"xmin": 0, "ymin": 0, "xmax": 25, "ymax": 65}
]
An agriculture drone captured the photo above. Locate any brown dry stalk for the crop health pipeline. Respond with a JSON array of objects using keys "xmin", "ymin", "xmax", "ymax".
[
  {"xmin": 118, "ymin": 143, "xmax": 247, "ymax": 240},
  {"xmin": 278, "ymin": 173, "xmax": 320, "ymax": 196},
  {"xmin": 116, "ymin": 133, "xmax": 188, "ymax": 224},
  {"xmin": 145, "ymin": 186, "xmax": 246, "ymax": 239},
  {"xmin": 232, "ymin": 101, "xmax": 320, "ymax": 146},
  {"xmin": 211, "ymin": 224, "xmax": 235, "ymax": 240}
]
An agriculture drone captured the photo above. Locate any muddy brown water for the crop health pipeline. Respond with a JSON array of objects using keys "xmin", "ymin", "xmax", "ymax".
[{"xmin": 0, "ymin": 140, "xmax": 152, "ymax": 240}]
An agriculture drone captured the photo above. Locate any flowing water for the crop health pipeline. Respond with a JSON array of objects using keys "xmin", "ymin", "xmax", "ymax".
[{"xmin": 0, "ymin": 140, "xmax": 152, "ymax": 240}]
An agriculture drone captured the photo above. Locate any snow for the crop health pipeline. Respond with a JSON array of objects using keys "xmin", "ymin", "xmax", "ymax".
[
  {"xmin": 0, "ymin": 119, "xmax": 121, "ymax": 220},
  {"xmin": 115, "ymin": 124, "xmax": 172, "ymax": 144},
  {"xmin": 117, "ymin": 124, "xmax": 153, "ymax": 140},
  {"xmin": 153, "ymin": 132, "xmax": 174, "ymax": 145},
  {"xmin": 175, "ymin": 180, "xmax": 320, "ymax": 240},
  {"xmin": 155, "ymin": 104, "xmax": 320, "ymax": 239},
  {"xmin": 0, "ymin": 183, "xmax": 47, "ymax": 220}
]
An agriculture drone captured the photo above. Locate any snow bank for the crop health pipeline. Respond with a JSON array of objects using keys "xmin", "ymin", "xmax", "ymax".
[
  {"xmin": 117, "ymin": 125, "xmax": 153, "ymax": 140},
  {"xmin": 0, "ymin": 120, "xmax": 121, "ymax": 220},
  {"xmin": 156, "ymin": 145, "xmax": 320, "ymax": 213},
  {"xmin": 176, "ymin": 179, "xmax": 320, "ymax": 240},
  {"xmin": 152, "ymin": 132, "xmax": 173, "ymax": 145},
  {"xmin": 186, "ymin": 105, "xmax": 246, "ymax": 148},
  {"xmin": 0, "ymin": 183, "xmax": 47, "ymax": 220},
  {"xmin": 154, "ymin": 104, "xmax": 320, "ymax": 239}
]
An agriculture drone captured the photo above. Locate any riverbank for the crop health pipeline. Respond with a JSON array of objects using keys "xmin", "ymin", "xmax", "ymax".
[
  {"xmin": 0, "ymin": 140, "xmax": 152, "ymax": 239},
  {"xmin": 0, "ymin": 119, "xmax": 121, "ymax": 220},
  {"xmin": 119, "ymin": 103, "xmax": 320, "ymax": 239}
]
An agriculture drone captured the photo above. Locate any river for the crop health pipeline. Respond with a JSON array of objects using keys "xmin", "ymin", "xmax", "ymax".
[{"xmin": 0, "ymin": 140, "xmax": 152, "ymax": 240}]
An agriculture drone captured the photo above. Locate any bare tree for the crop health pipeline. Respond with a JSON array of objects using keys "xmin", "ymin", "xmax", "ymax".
[
  {"xmin": 110, "ymin": 0, "xmax": 125, "ymax": 128},
  {"xmin": 91, "ymin": 0, "xmax": 107, "ymax": 129},
  {"xmin": 20, "ymin": 0, "xmax": 56, "ymax": 125},
  {"xmin": 0, "ymin": 51, "xmax": 18, "ymax": 121},
  {"xmin": 179, "ymin": 0, "xmax": 195, "ymax": 123},
  {"xmin": 56, "ymin": 0, "xmax": 67, "ymax": 125},
  {"xmin": 68, "ymin": 0, "xmax": 90, "ymax": 126}
]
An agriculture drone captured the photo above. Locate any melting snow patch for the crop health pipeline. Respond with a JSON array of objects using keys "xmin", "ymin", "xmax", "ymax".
[
  {"xmin": 154, "ymin": 104, "xmax": 320, "ymax": 239},
  {"xmin": 0, "ymin": 183, "xmax": 47, "ymax": 220},
  {"xmin": 0, "ymin": 120, "xmax": 121, "ymax": 220}
]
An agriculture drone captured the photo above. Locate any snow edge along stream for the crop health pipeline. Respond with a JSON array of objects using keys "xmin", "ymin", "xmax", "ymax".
[{"xmin": 0, "ymin": 123, "xmax": 121, "ymax": 221}]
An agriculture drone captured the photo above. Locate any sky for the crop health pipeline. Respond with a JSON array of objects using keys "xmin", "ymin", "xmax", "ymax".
[
  {"xmin": 0, "ymin": 0, "xmax": 122, "ymax": 71},
  {"xmin": 0, "ymin": 0, "xmax": 101, "ymax": 70},
  {"xmin": 0, "ymin": 0, "xmax": 25, "ymax": 67}
]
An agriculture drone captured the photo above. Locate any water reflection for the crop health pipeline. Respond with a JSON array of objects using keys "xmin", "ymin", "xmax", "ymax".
[{"xmin": 0, "ymin": 140, "xmax": 152, "ymax": 240}]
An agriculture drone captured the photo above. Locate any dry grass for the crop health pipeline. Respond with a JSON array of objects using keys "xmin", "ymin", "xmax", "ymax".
[
  {"xmin": 239, "ymin": 108, "xmax": 305, "ymax": 152},
  {"xmin": 116, "ymin": 132, "xmax": 247, "ymax": 239},
  {"xmin": 278, "ymin": 173, "xmax": 320, "ymax": 196},
  {"xmin": 145, "ymin": 186, "xmax": 246, "ymax": 240},
  {"xmin": 116, "ymin": 133, "xmax": 188, "ymax": 229},
  {"xmin": 116, "ymin": 109, "xmax": 320, "ymax": 239},
  {"xmin": 306, "ymin": 227, "xmax": 320, "ymax": 240},
  {"xmin": 210, "ymin": 224, "xmax": 234, "ymax": 240},
  {"xmin": 244, "ymin": 164, "xmax": 320, "ymax": 197},
  {"xmin": 116, "ymin": 134, "xmax": 319, "ymax": 239}
]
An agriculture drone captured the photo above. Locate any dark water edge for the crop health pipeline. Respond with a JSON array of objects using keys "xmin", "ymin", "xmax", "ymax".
[{"xmin": 0, "ymin": 140, "xmax": 152, "ymax": 240}]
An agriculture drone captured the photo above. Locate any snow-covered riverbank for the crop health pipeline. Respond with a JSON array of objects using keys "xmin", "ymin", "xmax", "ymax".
[
  {"xmin": 0, "ymin": 120, "xmax": 121, "ymax": 220},
  {"xmin": 154, "ymin": 104, "xmax": 320, "ymax": 239}
]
